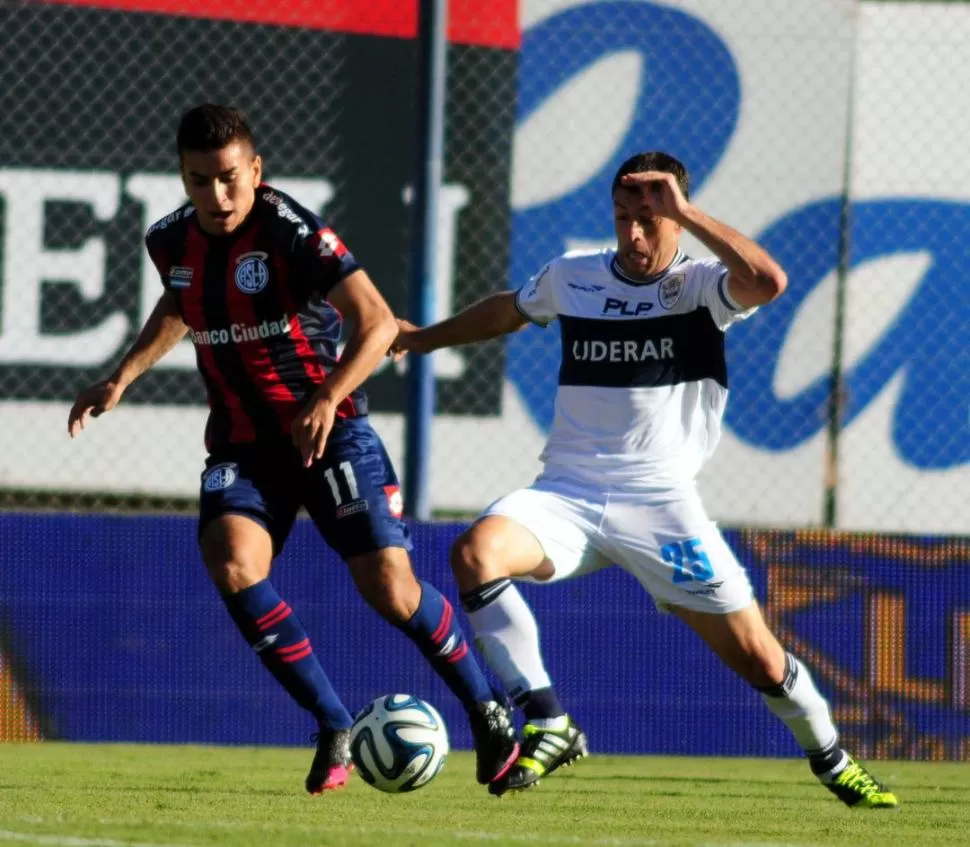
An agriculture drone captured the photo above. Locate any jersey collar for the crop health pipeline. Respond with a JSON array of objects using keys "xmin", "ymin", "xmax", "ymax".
[{"xmin": 609, "ymin": 249, "xmax": 687, "ymax": 286}]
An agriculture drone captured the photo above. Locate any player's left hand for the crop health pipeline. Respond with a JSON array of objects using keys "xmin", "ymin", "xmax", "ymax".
[
  {"xmin": 619, "ymin": 170, "xmax": 691, "ymax": 222},
  {"xmin": 291, "ymin": 394, "xmax": 338, "ymax": 468}
]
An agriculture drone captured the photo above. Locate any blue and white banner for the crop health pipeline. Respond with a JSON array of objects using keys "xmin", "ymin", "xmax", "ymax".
[
  {"xmin": 500, "ymin": 0, "xmax": 968, "ymax": 532},
  {"xmin": 0, "ymin": 0, "xmax": 965, "ymax": 531}
]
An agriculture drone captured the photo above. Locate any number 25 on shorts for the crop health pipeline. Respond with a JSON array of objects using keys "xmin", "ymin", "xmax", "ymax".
[{"xmin": 661, "ymin": 538, "xmax": 715, "ymax": 583}]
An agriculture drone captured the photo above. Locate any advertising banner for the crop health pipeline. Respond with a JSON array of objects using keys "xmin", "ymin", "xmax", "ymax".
[{"xmin": 3, "ymin": 514, "xmax": 968, "ymax": 759}]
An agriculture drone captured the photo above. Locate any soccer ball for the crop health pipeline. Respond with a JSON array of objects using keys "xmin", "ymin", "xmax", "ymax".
[{"xmin": 349, "ymin": 694, "xmax": 449, "ymax": 793}]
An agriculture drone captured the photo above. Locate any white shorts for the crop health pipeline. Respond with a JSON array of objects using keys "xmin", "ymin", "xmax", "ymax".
[{"xmin": 482, "ymin": 475, "xmax": 755, "ymax": 614}]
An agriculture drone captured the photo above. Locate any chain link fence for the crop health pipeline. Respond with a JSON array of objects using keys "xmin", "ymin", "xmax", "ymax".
[
  {"xmin": 0, "ymin": 0, "xmax": 517, "ymax": 513},
  {"xmin": 0, "ymin": 0, "xmax": 967, "ymax": 532},
  {"xmin": 1, "ymin": 0, "xmax": 970, "ymax": 762}
]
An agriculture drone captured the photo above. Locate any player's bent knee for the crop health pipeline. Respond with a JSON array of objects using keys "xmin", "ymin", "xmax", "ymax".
[
  {"xmin": 449, "ymin": 532, "xmax": 502, "ymax": 583},
  {"xmin": 450, "ymin": 518, "xmax": 549, "ymax": 592},
  {"xmin": 199, "ymin": 515, "xmax": 273, "ymax": 593}
]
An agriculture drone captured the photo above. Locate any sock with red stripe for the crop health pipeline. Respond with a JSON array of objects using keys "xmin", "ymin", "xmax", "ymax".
[
  {"xmin": 397, "ymin": 580, "xmax": 494, "ymax": 707},
  {"xmin": 222, "ymin": 579, "xmax": 353, "ymax": 730}
]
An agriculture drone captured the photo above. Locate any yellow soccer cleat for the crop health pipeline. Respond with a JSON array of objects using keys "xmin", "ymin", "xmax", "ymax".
[
  {"xmin": 488, "ymin": 716, "xmax": 588, "ymax": 797},
  {"xmin": 824, "ymin": 757, "xmax": 899, "ymax": 809}
]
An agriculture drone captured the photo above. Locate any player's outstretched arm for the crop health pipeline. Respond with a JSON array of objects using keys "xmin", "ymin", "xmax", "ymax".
[
  {"xmin": 392, "ymin": 291, "xmax": 528, "ymax": 355},
  {"xmin": 620, "ymin": 171, "xmax": 788, "ymax": 309},
  {"xmin": 68, "ymin": 291, "xmax": 188, "ymax": 437}
]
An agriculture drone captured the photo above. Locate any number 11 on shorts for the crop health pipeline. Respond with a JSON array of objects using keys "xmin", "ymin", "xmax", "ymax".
[
  {"xmin": 661, "ymin": 538, "xmax": 714, "ymax": 583},
  {"xmin": 324, "ymin": 461, "xmax": 359, "ymax": 505}
]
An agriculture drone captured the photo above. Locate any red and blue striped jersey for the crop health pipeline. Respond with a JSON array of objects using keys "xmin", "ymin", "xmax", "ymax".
[{"xmin": 145, "ymin": 184, "xmax": 366, "ymax": 451}]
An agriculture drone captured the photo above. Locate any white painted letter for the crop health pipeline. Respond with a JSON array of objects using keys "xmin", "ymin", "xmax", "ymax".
[{"xmin": 0, "ymin": 169, "xmax": 127, "ymax": 364}]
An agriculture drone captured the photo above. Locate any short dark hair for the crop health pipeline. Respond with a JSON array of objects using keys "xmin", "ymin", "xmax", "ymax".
[
  {"xmin": 612, "ymin": 152, "xmax": 690, "ymax": 199},
  {"xmin": 176, "ymin": 103, "xmax": 255, "ymax": 156}
]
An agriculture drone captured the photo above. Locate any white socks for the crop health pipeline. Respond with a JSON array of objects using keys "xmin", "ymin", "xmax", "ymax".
[
  {"xmin": 462, "ymin": 579, "xmax": 552, "ymax": 701},
  {"xmin": 759, "ymin": 653, "xmax": 840, "ymax": 755},
  {"xmin": 464, "ymin": 583, "xmax": 842, "ymax": 763}
]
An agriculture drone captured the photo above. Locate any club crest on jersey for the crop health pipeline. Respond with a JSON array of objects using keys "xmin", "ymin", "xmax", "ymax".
[
  {"xmin": 202, "ymin": 463, "xmax": 237, "ymax": 492},
  {"xmin": 659, "ymin": 272, "xmax": 686, "ymax": 310},
  {"xmin": 235, "ymin": 251, "xmax": 270, "ymax": 294}
]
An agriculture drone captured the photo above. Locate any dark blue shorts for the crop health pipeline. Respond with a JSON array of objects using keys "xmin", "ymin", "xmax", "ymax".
[{"xmin": 198, "ymin": 417, "xmax": 411, "ymax": 559}]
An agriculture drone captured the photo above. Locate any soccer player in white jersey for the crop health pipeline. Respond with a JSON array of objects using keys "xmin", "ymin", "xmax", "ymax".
[{"xmin": 392, "ymin": 152, "xmax": 897, "ymax": 808}]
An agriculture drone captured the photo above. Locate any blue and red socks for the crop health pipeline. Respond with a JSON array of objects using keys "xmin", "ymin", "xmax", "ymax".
[
  {"xmin": 397, "ymin": 579, "xmax": 494, "ymax": 708},
  {"xmin": 222, "ymin": 579, "xmax": 353, "ymax": 730},
  {"xmin": 226, "ymin": 578, "xmax": 495, "ymax": 723}
]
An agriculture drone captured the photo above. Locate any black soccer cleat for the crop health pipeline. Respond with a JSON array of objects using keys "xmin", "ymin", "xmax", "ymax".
[
  {"xmin": 468, "ymin": 699, "xmax": 519, "ymax": 785},
  {"xmin": 305, "ymin": 727, "xmax": 353, "ymax": 794}
]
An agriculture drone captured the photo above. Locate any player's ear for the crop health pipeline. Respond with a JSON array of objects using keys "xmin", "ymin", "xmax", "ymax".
[{"xmin": 251, "ymin": 153, "xmax": 263, "ymax": 185}]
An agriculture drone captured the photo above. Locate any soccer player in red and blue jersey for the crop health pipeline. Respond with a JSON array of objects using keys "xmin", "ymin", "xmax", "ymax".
[{"xmin": 68, "ymin": 103, "xmax": 517, "ymax": 794}]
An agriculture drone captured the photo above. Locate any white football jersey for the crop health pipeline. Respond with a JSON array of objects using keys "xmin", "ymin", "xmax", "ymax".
[{"xmin": 515, "ymin": 248, "xmax": 754, "ymax": 489}]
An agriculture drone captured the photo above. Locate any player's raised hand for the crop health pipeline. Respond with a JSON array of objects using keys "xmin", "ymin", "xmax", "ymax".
[
  {"xmin": 68, "ymin": 379, "xmax": 126, "ymax": 438},
  {"xmin": 620, "ymin": 171, "xmax": 690, "ymax": 222},
  {"xmin": 291, "ymin": 395, "xmax": 338, "ymax": 468}
]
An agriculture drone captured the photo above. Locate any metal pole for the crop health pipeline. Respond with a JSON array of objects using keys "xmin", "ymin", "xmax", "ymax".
[
  {"xmin": 404, "ymin": 0, "xmax": 447, "ymax": 520},
  {"xmin": 823, "ymin": 15, "xmax": 859, "ymax": 529}
]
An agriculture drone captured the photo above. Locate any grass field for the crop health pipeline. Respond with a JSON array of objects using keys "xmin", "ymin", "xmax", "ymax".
[{"xmin": 0, "ymin": 744, "xmax": 968, "ymax": 847}]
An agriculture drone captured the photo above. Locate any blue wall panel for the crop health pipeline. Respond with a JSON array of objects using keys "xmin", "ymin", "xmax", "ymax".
[{"xmin": 2, "ymin": 515, "xmax": 968, "ymax": 759}]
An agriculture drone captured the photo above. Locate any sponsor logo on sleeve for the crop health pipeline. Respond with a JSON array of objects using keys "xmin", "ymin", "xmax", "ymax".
[
  {"xmin": 146, "ymin": 206, "xmax": 193, "ymax": 236},
  {"xmin": 524, "ymin": 262, "xmax": 552, "ymax": 298},
  {"xmin": 384, "ymin": 485, "xmax": 404, "ymax": 518},
  {"xmin": 315, "ymin": 227, "xmax": 347, "ymax": 258},
  {"xmin": 168, "ymin": 266, "xmax": 193, "ymax": 288}
]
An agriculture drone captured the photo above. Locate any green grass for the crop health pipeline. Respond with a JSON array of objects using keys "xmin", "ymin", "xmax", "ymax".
[{"xmin": 0, "ymin": 744, "xmax": 967, "ymax": 847}]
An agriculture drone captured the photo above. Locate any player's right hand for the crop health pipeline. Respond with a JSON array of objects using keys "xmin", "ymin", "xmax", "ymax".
[
  {"xmin": 619, "ymin": 170, "xmax": 691, "ymax": 222},
  {"xmin": 388, "ymin": 318, "xmax": 430, "ymax": 360},
  {"xmin": 68, "ymin": 380, "xmax": 126, "ymax": 438}
]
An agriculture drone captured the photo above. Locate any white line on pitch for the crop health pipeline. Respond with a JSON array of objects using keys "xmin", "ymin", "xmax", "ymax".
[
  {"xmin": 0, "ymin": 831, "xmax": 196, "ymax": 847},
  {"xmin": 8, "ymin": 818, "xmax": 819, "ymax": 847}
]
